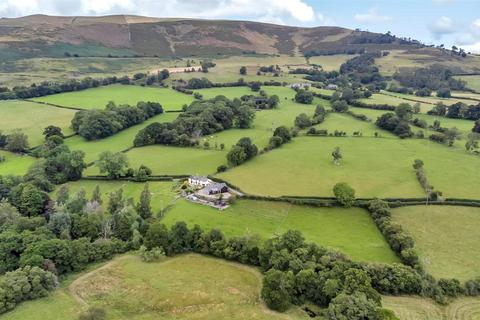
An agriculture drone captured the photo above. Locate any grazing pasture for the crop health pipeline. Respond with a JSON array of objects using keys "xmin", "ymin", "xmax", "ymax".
[
  {"xmin": 92, "ymin": 145, "xmax": 228, "ymax": 176},
  {"xmin": 358, "ymin": 93, "xmax": 433, "ymax": 113},
  {"xmin": 0, "ymin": 100, "xmax": 75, "ymax": 147},
  {"xmin": 164, "ymin": 199, "xmax": 399, "ymax": 263},
  {"xmin": 0, "ymin": 150, "xmax": 36, "ymax": 176},
  {"xmin": 65, "ymin": 112, "xmax": 178, "ymax": 163},
  {"xmin": 307, "ymin": 54, "xmax": 357, "ymax": 71},
  {"xmin": 392, "ymin": 205, "xmax": 480, "ymax": 281},
  {"xmin": 167, "ymin": 55, "xmax": 309, "ymax": 84},
  {"xmin": 1, "ymin": 254, "xmax": 309, "ymax": 320},
  {"xmin": 32, "ymin": 84, "xmax": 194, "ymax": 111},
  {"xmin": 218, "ymin": 136, "xmax": 480, "ymax": 199},
  {"xmin": 455, "ymin": 75, "xmax": 480, "ymax": 93},
  {"xmin": 314, "ymin": 112, "xmax": 394, "ymax": 137},
  {"xmin": 382, "ymin": 295, "xmax": 480, "ymax": 320}
]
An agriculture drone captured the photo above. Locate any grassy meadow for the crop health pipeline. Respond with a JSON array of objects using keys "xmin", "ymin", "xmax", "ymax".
[
  {"xmin": 0, "ymin": 151, "xmax": 36, "ymax": 176},
  {"xmin": 65, "ymin": 112, "xmax": 178, "ymax": 163},
  {"xmin": 164, "ymin": 199, "xmax": 399, "ymax": 263},
  {"xmin": 84, "ymin": 145, "xmax": 228, "ymax": 176},
  {"xmin": 382, "ymin": 295, "xmax": 480, "ymax": 320},
  {"xmin": 392, "ymin": 205, "xmax": 480, "ymax": 281},
  {"xmin": 1, "ymin": 254, "xmax": 309, "ymax": 320},
  {"xmin": 0, "ymin": 100, "xmax": 75, "ymax": 147},
  {"xmin": 218, "ymin": 136, "xmax": 480, "ymax": 199},
  {"xmin": 455, "ymin": 75, "xmax": 480, "ymax": 92},
  {"xmin": 358, "ymin": 93, "xmax": 433, "ymax": 113},
  {"xmin": 32, "ymin": 84, "xmax": 194, "ymax": 111},
  {"xmin": 314, "ymin": 112, "xmax": 394, "ymax": 137}
]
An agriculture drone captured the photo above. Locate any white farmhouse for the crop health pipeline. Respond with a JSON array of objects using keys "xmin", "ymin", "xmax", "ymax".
[{"xmin": 188, "ymin": 176, "xmax": 212, "ymax": 188}]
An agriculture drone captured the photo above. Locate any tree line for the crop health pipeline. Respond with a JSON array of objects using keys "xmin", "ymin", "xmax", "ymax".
[
  {"xmin": 134, "ymin": 96, "xmax": 255, "ymax": 148},
  {"xmin": 72, "ymin": 101, "xmax": 163, "ymax": 140}
]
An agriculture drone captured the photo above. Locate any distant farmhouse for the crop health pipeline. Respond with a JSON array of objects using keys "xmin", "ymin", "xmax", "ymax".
[
  {"xmin": 188, "ymin": 176, "xmax": 212, "ymax": 188},
  {"xmin": 186, "ymin": 176, "xmax": 232, "ymax": 209},
  {"xmin": 290, "ymin": 83, "xmax": 311, "ymax": 90},
  {"xmin": 325, "ymin": 84, "xmax": 338, "ymax": 90}
]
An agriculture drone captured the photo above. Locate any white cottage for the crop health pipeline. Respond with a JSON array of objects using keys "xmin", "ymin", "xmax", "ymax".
[{"xmin": 188, "ymin": 176, "xmax": 212, "ymax": 188}]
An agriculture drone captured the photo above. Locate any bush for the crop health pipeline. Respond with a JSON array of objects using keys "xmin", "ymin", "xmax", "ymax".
[
  {"xmin": 333, "ymin": 183, "xmax": 355, "ymax": 207},
  {"xmin": 139, "ymin": 245, "xmax": 166, "ymax": 262},
  {"xmin": 78, "ymin": 307, "xmax": 106, "ymax": 320},
  {"xmin": 0, "ymin": 266, "xmax": 58, "ymax": 314},
  {"xmin": 294, "ymin": 90, "xmax": 314, "ymax": 104}
]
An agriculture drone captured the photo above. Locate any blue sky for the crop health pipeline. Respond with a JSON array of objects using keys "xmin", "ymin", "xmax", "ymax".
[{"xmin": 1, "ymin": 0, "xmax": 479, "ymax": 52}]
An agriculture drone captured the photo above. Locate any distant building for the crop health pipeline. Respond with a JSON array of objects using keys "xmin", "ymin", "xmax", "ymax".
[
  {"xmin": 325, "ymin": 84, "xmax": 338, "ymax": 90},
  {"xmin": 188, "ymin": 176, "xmax": 211, "ymax": 188},
  {"xmin": 203, "ymin": 183, "xmax": 229, "ymax": 195},
  {"xmin": 290, "ymin": 83, "xmax": 311, "ymax": 90}
]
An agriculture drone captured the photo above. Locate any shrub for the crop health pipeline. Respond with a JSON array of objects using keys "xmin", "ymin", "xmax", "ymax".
[
  {"xmin": 78, "ymin": 307, "xmax": 106, "ymax": 320},
  {"xmin": 294, "ymin": 90, "xmax": 314, "ymax": 104},
  {"xmin": 139, "ymin": 245, "xmax": 166, "ymax": 262},
  {"xmin": 333, "ymin": 182, "xmax": 355, "ymax": 207}
]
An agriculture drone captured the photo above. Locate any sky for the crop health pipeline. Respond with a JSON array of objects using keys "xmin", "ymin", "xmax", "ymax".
[{"xmin": 1, "ymin": 0, "xmax": 479, "ymax": 53}]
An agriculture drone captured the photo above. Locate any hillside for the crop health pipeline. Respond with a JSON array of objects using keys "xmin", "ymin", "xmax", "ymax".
[{"xmin": 0, "ymin": 14, "xmax": 423, "ymax": 60}]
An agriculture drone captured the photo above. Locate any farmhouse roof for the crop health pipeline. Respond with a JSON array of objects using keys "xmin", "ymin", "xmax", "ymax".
[
  {"xmin": 190, "ymin": 176, "xmax": 210, "ymax": 182},
  {"xmin": 203, "ymin": 182, "xmax": 228, "ymax": 193}
]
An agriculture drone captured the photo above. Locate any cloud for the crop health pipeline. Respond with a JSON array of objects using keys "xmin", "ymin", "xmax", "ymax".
[
  {"xmin": 317, "ymin": 13, "xmax": 335, "ymax": 26},
  {"xmin": 354, "ymin": 7, "xmax": 392, "ymax": 24},
  {"xmin": 428, "ymin": 16, "xmax": 458, "ymax": 39},
  {"xmin": 0, "ymin": 0, "xmax": 318, "ymax": 25},
  {"xmin": 455, "ymin": 18, "xmax": 480, "ymax": 53}
]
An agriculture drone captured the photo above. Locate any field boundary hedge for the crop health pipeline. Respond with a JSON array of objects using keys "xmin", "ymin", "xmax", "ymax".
[{"xmin": 23, "ymin": 99, "xmax": 83, "ymax": 111}]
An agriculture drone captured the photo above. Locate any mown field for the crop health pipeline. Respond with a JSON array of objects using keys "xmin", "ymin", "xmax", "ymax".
[
  {"xmin": 0, "ymin": 150, "xmax": 36, "ymax": 176},
  {"xmin": 218, "ymin": 136, "xmax": 480, "ymax": 199},
  {"xmin": 392, "ymin": 205, "xmax": 480, "ymax": 281},
  {"xmin": 314, "ymin": 112, "xmax": 394, "ymax": 137},
  {"xmin": 455, "ymin": 75, "xmax": 480, "ymax": 93},
  {"xmin": 167, "ymin": 55, "xmax": 309, "ymax": 84},
  {"xmin": 32, "ymin": 84, "xmax": 194, "ymax": 111},
  {"xmin": 307, "ymin": 54, "xmax": 356, "ymax": 71},
  {"xmin": 0, "ymin": 100, "xmax": 75, "ymax": 147},
  {"xmin": 0, "ymin": 57, "xmax": 183, "ymax": 87},
  {"xmin": 383, "ymin": 295, "xmax": 480, "ymax": 320},
  {"xmin": 66, "ymin": 112, "xmax": 178, "ymax": 163},
  {"xmin": 1, "ymin": 254, "xmax": 309, "ymax": 320},
  {"xmin": 164, "ymin": 199, "xmax": 398, "ymax": 263},
  {"xmin": 99, "ymin": 145, "xmax": 227, "ymax": 176},
  {"xmin": 375, "ymin": 49, "xmax": 480, "ymax": 76}
]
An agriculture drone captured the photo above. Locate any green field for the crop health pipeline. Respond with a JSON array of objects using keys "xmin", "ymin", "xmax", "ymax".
[
  {"xmin": 84, "ymin": 145, "xmax": 228, "ymax": 176},
  {"xmin": 455, "ymin": 75, "xmax": 480, "ymax": 93},
  {"xmin": 167, "ymin": 55, "xmax": 309, "ymax": 84},
  {"xmin": 383, "ymin": 91, "xmax": 474, "ymax": 107},
  {"xmin": 1, "ymin": 254, "xmax": 309, "ymax": 320},
  {"xmin": 32, "ymin": 84, "xmax": 195, "ymax": 111},
  {"xmin": 358, "ymin": 93, "xmax": 433, "ymax": 113},
  {"xmin": 307, "ymin": 54, "xmax": 356, "ymax": 71},
  {"xmin": 56, "ymin": 180, "xmax": 177, "ymax": 213},
  {"xmin": 0, "ymin": 150, "xmax": 36, "ymax": 176},
  {"xmin": 392, "ymin": 205, "xmax": 480, "ymax": 281},
  {"xmin": 218, "ymin": 136, "xmax": 480, "ymax": 199},
  {"xmin": 0, "ymin": 57, "xmax": 184, "ymax": 87},
  {"xmin": 164, "ymin": 199, "xmax": 398, "ymax": 263},
  {"xmin": 65, "ymin": 112, "xmax": 178, "ymax": 163},
  {"xmin": 0, "ymin": 100, "xmax": 75, "ymax": 147},
  {"xmin": 383, "ymin": 295, "xmax": 480, "ymax": 320},
  {"xmin": 314, "ymin": 112, "xmax": 394, "ymax": 137}
]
